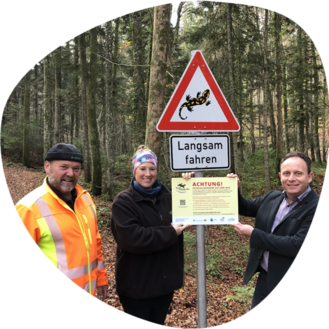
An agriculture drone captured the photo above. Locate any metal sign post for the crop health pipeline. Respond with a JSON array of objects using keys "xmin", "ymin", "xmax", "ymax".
[
  {"xmin": 194, "ymin": 170, "xmax": 207, "ymax": 328},
  {"xmin": 156, "ymin": 50, "xmax": 240, "ymax": 328}
]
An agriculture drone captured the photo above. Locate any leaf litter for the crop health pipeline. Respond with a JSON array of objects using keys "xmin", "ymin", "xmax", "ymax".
[{"xmin": 4, "ymin": 162, "xmax": 259, "ymax": 328}]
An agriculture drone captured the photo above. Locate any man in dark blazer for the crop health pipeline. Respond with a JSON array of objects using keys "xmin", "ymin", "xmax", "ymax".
[{"xmin": 228, "ymin": 152, "xmax": 319, "ymax": 309}]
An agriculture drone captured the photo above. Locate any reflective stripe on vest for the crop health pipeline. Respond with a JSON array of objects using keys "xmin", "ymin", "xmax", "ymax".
[
  {"xmin": 63, "ymin": 258, "xmax": 98, "ymax": 280},
  {"xmin": 35, "ymin": 196, "xmax": 100, "ymax": 288},
  {"xmin": 82, "ymin": 194, "xmax": 96, "ymax": 219},
  {"xmin": 98, "ymin": 260, "xmax": 105, "ymax": 270},
  {"xmin": 82, "ymin": 279, "xmax": 97, "ymax": 293},
  {"xmin": 35, "ymin": 197, "xmax": 68, "ymax": 271}
]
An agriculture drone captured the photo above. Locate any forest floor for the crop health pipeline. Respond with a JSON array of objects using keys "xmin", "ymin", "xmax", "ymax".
[{"xmin": 3, "ymin": 157, "xmax": 325, "ymax": 328}]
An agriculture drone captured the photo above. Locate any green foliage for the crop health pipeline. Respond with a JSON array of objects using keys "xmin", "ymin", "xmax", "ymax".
[
  {"xmin": 225, "ymin": 285, "xmax": 255, "ymax": 311},
  {"xmin": 183, "ymin": 231, "xmax": 197, "ymax": 275},
  {"xmin": 183, "ymin": 226, "xmax": 251, "ymax": 281},
  {"xmin": 206, "ymin": 248, "xmax": 224, "ymax": 279},
  {"xmin": 239, "ymin": 149, "xmax": 279, "ymax": 198},
  {"xmin": 72, "ymin": 138, "xmax": 84, "ymax": 159},
  {"xmin": 78, "ymin": 173, "xmax": 91, "ymax": 192},
  {"xmin": 312, "ymin": 161, "xmax": 326, "ymax": 176},
  {"xmin": 1, "ymin": 103, "xmax": 23, "ymax": 162},
  {"xmin": 114, "ymin": 154, "xmax": 132, "ymax": 176},
  {"xmin": 97, "ymin": 207, "xmax": 111, "ymax": 229}
]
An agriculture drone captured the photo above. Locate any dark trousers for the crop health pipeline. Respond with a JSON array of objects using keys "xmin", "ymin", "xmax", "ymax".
[
  {"xmin": 119, "ymin": 292, "xmax": 173, "ymax": 325},
  {"xmin": 251, "ymin": 268, "xmax": 269, "ymax": 309}
]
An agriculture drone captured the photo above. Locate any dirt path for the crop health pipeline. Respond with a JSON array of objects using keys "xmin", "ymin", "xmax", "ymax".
[{"xmin": 3, "ymin": 163, "xmax": 44, "ymax": 205}]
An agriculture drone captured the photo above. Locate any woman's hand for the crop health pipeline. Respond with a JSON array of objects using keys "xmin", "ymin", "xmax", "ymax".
[
  {"xmin": 226, "ymin": 173, "xmax": 240, "ymax": 188},
  {"xmin": 171, "ymin": 223, "xmax": 191, "ymax": 235},
  {"xmin": 182, "ymin": 172, "xmax": 194, "ymax": 180}
]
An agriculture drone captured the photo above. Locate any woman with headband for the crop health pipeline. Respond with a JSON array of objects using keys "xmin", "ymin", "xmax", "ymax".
[{"xmin": 111, "ymin": 145, "xmax": 190, "ymax": 325}]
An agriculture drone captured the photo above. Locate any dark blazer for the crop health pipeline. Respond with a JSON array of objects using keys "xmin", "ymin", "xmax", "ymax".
[
  {"xmin": 239, "ymin": 188, "xmax": 319, "ymax": 293},
  {"xmin": 111, "ymin": 180, "xmax": 184, "ymax": 300}
]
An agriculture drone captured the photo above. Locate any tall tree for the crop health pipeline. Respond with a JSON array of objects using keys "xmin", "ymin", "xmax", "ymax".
[
  {"xmin": 226, "ymin": 3, "xmax": 239, "ymax": 176},
  {"xmin": 54, "ymin": 46, "xmax": 62, "ymax": 144},
  {"xmin": 145, "ymin": 4, "xmax": 172, "ymax": 159},
  {"xmin": 73, "ymin": 37, "xmax": 80, "ymax": 140},
  {"xmin": 78, "ymin": 32, "xmax": 92, "ymax": 182},
  {"xmin": 322, "ymin": 76, "xmax": 327, "ymax": 161},
  {"xmin": 132, "ymin": 11, "xmax": 147, "ymax": 149},
  {"xmin": 275, "ymin": 12, "xmax": 283, "ymax": 173},
  {"xmin": 33, "ymin": 64, "xmax": 39, "ymax": 121},
  {"xmin": 104, "ymin": 20, "xmax": 115, "ymax": 196},
  {"xmin": 311, "ymin": 42, "xmax": 322, "ymax": 163},
  {"xmin": 169, "ymin": 2, "xmax": 185, "ymax": 86},
  {"xmin": 112, "ymin": 18, "xmax": 120, "ymax": 154},
  {"xmin": 249, "ymin": 90, "xmax": 256, "ymax": 155},
  {"xmin": 87, "ymin": 27, "xmax": 102, "ymax": 195},
  {"xmin": 43, "ymin": 55, "xmax": 53, "ymax": 157},
  {"xmin": 22, "ymin": 70, "xmax": 31, "ymax": 167},
  {"xmin": 283, "ymin": 64, "xmax": 290, "ymax": 152},
  {"xmin": 296, "ymin": 27, "xmax": 305, "ymax": 152},
  {"xmin": 263, "ymin": 9, "xmax": 271, "ymax": 192}
]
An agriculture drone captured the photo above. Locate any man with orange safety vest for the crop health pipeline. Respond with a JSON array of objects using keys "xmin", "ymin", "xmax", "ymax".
[{"xmin": 16, "ymin": 143, "xmax": 108, "ymax": 300}]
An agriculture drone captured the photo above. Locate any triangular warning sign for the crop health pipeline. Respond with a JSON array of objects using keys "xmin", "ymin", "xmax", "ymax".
[{"xmin": 157, "ymin": 50, "xmax": 240, "ymax": 132}]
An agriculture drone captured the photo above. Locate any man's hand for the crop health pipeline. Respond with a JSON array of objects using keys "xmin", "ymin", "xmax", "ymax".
[
  {"xmin": 226, "ymin": 173, "xmax": 240, "ymax": 188},
  {"xmin": 171, "ymin": 223, "xmax": 191, "ymax": 235},
  {"xmin": 231, "ymin": 222, "xmax": 254, "ymax": 237},
  {"xmin": 96, "ymin": 285, "xmax": 108, "ymax": 301},
  {"xmin": 182, "ymin": 172, "xmax": 194, "ymax": 180}
]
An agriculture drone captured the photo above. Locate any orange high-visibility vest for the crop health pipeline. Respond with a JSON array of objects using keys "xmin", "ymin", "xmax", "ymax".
[{"xmin": 16, "ymin": 178, "xmax": 108, "ymax": 294}]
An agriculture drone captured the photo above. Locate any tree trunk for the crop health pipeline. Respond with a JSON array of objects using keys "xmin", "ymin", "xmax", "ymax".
[
  {"xmin": 297, "ymin": 27, "xmax": 305, "ymax": 152},
  {"xmin": 283, "ymin": 64, "xmax": 290, "ymax": 152},
  {"xmin": 78, "ymin": 32, "xmax": 91, "ymax": 182},
  {"xmin": 145, "ymin": 4, "xmax": 172, "ymax": 159},
  {"xmin": 22, "ymin": 70, "xmax": 31, "ymax": 167},
  {"xmin": 312, "ymin": 43, "xmax": 322, "ymax": 163},
  {"xmin": 268, "ymin": 87, "xmax": 276, "ymax": 149},
  {"xmin": 257, "ymin": 87, "xmax": 262, "ymax": 148},
  {"xmin": 322, "ymin": 76, "xmax": 327, "ymax": 161},
  {"xmin": 275, "ymin": 12, "xmax": 283, "ymax": 174},
  {"xmin": 74, "ymin": 37, "xmax": 80, "ymax": 140},
  {"xmin": 263, "ymin": 10, "xmax": 271, "ymax": 192},
  {"xmin": 237, "ymin": 33, "xmax": 244, "ymax": 162},
  {"xmin": 145, "ymin": 12, "xmax": 153, "ymax": 103},
  {"xmin": 112, "ymin": 18, "xmax": 120, "ymax": 155},
  {"xmin": 43, "ymin": 55, "xmax": 53, "ymax": 157},
  {"xmin": 303, "ymin": 38, "xmax": 312, "ymax": 158},
  {"xmin": 54, "ymin": 46, "xmax": 62, "ymax": 144},
  {"xmin": 104, "ymin": 21, "xmax": 115, "ymax": 197},
  {"xmin": 132, "ymin": 11, "xmax": 147, "ymax": 149},
  {"xmin": 87, "ymin": 27, "xmax": 102, "ymax": 196},
  {"xmin": 226, "ymin": 3, "xmax": 239, "ymax": 176},
  {"xmin": 168, "ymin": 2, "xmax": 185, "ymax": 88},
  {"xmin": 33, "ymin": 64, "xmax": 38, "ymax": 121},
  {"xmin": 249, "ymin": 91, "xmax": 255, "ymax": 155}
]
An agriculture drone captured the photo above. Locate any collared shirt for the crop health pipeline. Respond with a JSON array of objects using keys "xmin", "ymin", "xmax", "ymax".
[
  {"xmin": 260, "ymin": 186, "xmax": 311, "ymax": 272},
  {"xmin": 46, "ymin": 178, "xmax": 77, "ymax": 211}
]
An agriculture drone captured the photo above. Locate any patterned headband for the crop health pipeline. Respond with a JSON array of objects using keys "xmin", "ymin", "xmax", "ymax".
[{"xmin": 132, "ymin": 150, "xmax": 158, "ymax": 173}]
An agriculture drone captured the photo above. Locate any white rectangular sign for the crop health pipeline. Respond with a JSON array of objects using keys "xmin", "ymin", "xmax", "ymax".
[{"xmin": 169, "ymin": 134, "xmax": 230, "ymax": 172}]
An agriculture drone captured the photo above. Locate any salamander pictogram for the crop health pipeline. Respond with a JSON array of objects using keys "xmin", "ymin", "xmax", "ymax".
[{"xmin": 178, "ymin": 89, "xmax": 211, "ymax": 120}]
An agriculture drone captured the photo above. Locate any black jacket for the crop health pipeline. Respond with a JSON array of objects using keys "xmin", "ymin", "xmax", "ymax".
[
  {"xmin": 111, "ymin": 180, "xmax": 184, "ymax": 299},
  {"xmin": 239, "ymin": 189, "xmax": 319, "ymax": 293}
]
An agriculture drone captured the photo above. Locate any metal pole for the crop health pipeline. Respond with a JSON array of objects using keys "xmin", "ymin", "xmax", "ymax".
[{"xmin": 194, "ymin": 170, "xmax": 207, "ymax": 328}]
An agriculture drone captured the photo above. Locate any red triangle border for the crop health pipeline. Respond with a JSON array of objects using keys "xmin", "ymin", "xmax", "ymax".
[{"xmin": 157, "ymin": 51, "xmax": 240, "ymax": 132}]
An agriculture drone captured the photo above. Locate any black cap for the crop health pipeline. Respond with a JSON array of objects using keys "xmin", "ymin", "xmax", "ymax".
[{"xmin": 45, "ymin": 143, "xmax": 84, "ymax": 163}]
